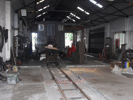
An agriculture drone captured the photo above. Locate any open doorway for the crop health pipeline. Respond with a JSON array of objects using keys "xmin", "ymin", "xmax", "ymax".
[
  {"xmin": 89, "ymin": 28, "xmax": 105, "ymax": 54},
  {"xmin": 65, "ymin": 33, "xmax": 73, "ymax": 47},
  {"xmin": 32, "ymin": 32, "xmax": 38, "ymax": 52}
]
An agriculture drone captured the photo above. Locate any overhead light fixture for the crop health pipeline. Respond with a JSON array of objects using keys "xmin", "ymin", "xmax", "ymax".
[
  {"xmin": 67, "ymin": 16, "xmax": 71, "ymax": 19},
  {"xmin": 36, "ymin": 12, "xmax": 47, "ymax": 18},
  {"xmin": 62, "ymin": 13, "xmax": 78, "ymax": 23},
  {"xmin": 89, "ymin": 0, "xmax": 97, "ymax": 4},
  {"xmin": 70, "ymin": 13, "xmax": 75, "ymax": 17},
  {"xmin": 42, "ymin": 12, "xmax": 46, "ymax": 15},
  {"xmin": 96, "ymin": 3, "xmax": 103, "ymax": 8},
  {"xmin": 70, "ymin": 13, "xmax": 81, "ymax": 19},
  {"xmin": 89, "ymin": 0, "xmax": 103, "ymax": 8},
  {"xmin": 37, "ymin": 5, "xmax": 50, "ymax": 12},
  {"xmin": 85, "ymin": 11, "xmax": 90, "ymax": 15},
  {"xmin": 62, "ymin": 19, "xmax": 68, "ymax": 23},
  {"xmin": 77, "ymin": 7, "xmax": 90, "ymax": 15},
  {"xmin": 38, "ymin": 8, "xmax": 43, "ymax": 12},
  {"xmin": 66, "ymin": 16, "xmax": 76, "ymax": 22},
  {"xmin": 72, "ymin": 19, "xmax": 76, "ymax": 22},
  {"xmin": 76, "ymin": 16, "xmax": 80, "ymax": 19},
  {"xmin": 77, "ymin": 7, "xmax": 84, "ymax": 12},
  {"xmin": 37, "ymin": 0, "xmax": 45, "ymax": 4},
  {"xmin": 43, "ymin": 18, "xmax": 45, "ymax": 21},
  {"xmin": 43, "ymin": 5, "xmax": 50, "ymax": 9},
  {"xmin": 36, "ymin": 14, "xmax": 42, "ymax": 18}
]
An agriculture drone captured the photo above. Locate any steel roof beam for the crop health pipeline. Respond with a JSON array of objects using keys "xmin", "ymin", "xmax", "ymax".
[
  {"xmin": 68, "ymin": 0, "xmax": 96, "ymax": 25},
  {"xmin": 104, "ymin": 1, "xmax": 129, "ymax": 18},
  {"xmin": 97, "ymin": 12, "xmax": 127, "ymax": 17},
  {"xmin": 91, "ymin": 20, "xmax": 106, "ymax": 23},
  {"xmin": 15, "ymin": 1, "xmax": 36, "ymax": 12},
  {"xmin": 110, "ymin": 5, "xmax": 128, "ymax": 17},
  {"xmin": 74, "ymin": 0, "xmax": 109, "ymax": 24},
  {"xmin": 94, "ymin": 4, "xmax": 133, "ymax": 22}
]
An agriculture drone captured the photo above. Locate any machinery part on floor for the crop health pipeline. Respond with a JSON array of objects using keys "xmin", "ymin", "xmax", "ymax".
[
  {"xmin": 13, "ymin": 66, "xmax": 18, "ymax": 72},
  {"xmin": 47, "ymin": 66, "xmax": 91, "ymax": 100},
  {"xmin": 125, "ymin": 50, "xmax": 133, "ymax": 62},
  {"xmin": 7, "ymin": 74, "xmax": 19, "ymax": 84},
  {"xmin": 46, "ymin": 48, "xmax": 60, "ymax": 66}
]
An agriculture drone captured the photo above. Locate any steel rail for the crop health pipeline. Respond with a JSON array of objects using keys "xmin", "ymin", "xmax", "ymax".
[
  {"xmin": 47, "ymin": 66, "xmax": 67, "ymax": 100},
  {"xmin": 58, "ymin": 66, "xmax": 91, "ymax": 100},
  {"xmin": 48, "ymin": 65, "xmax": 91, "ymax": 100}
]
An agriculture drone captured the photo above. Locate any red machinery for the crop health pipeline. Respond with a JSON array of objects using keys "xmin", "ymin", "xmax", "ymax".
[{"xmin": 67, "ymin": 43, "xmax": 76, "ymax": 57}]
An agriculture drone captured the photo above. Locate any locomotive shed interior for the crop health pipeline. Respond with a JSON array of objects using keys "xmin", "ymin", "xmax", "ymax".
[{"xmin": 0, "ymin": 0, "xmax": 133, "ymax": 100}]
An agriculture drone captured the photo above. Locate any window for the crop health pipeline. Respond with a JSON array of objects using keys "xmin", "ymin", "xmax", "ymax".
[
  {"xmin": 65, "ymin": 33, "xmax": 73, "ymax": 47},
  {"xmin": 114, "ymin": 33, "xmax": 125, "ymax": 49}
]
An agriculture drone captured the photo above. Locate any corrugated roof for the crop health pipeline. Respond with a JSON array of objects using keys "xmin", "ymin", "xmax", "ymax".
[{"xmin": 10, "ymin": 0, "xmax": 133, "ymax": 28}]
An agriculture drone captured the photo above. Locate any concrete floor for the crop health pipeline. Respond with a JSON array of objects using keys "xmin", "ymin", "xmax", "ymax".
[
  {"xmin": 69, "ymin": 67, "xmax": 133, "ymax": 100},
  {"xmin": 0, "ymin": 66, "xmax": 63, "ymax": 100},
  {"xmin": 0, "ymin": 57, "xmax": 133, "ymax": 100}
]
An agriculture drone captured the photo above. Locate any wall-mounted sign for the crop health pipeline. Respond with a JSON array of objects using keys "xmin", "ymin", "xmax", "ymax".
[
  {"xmin": 21, "ymin": 9, "xmax": 27, "ymax": 16},
  {"xmin": 38, "ymin": 24, "xmax": 44, "ymax": 31},
  {"xmin": 58, "ymin": 25, "xmax": 64, "ymax": 31}
]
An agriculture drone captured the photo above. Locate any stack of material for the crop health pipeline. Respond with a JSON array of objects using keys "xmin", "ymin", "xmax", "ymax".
[
  {"xmin": 110, "ymin": 61, "xmax": 123, "ymax": 68},
  {"xmin": 72, "ymin": 42, "xmax": 85, "ymax": 64}
]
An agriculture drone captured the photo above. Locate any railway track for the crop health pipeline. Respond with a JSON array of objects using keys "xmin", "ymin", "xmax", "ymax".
[{"xmin": 47, "ymin": 65, "xmax": 91, "ymax": 100}]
